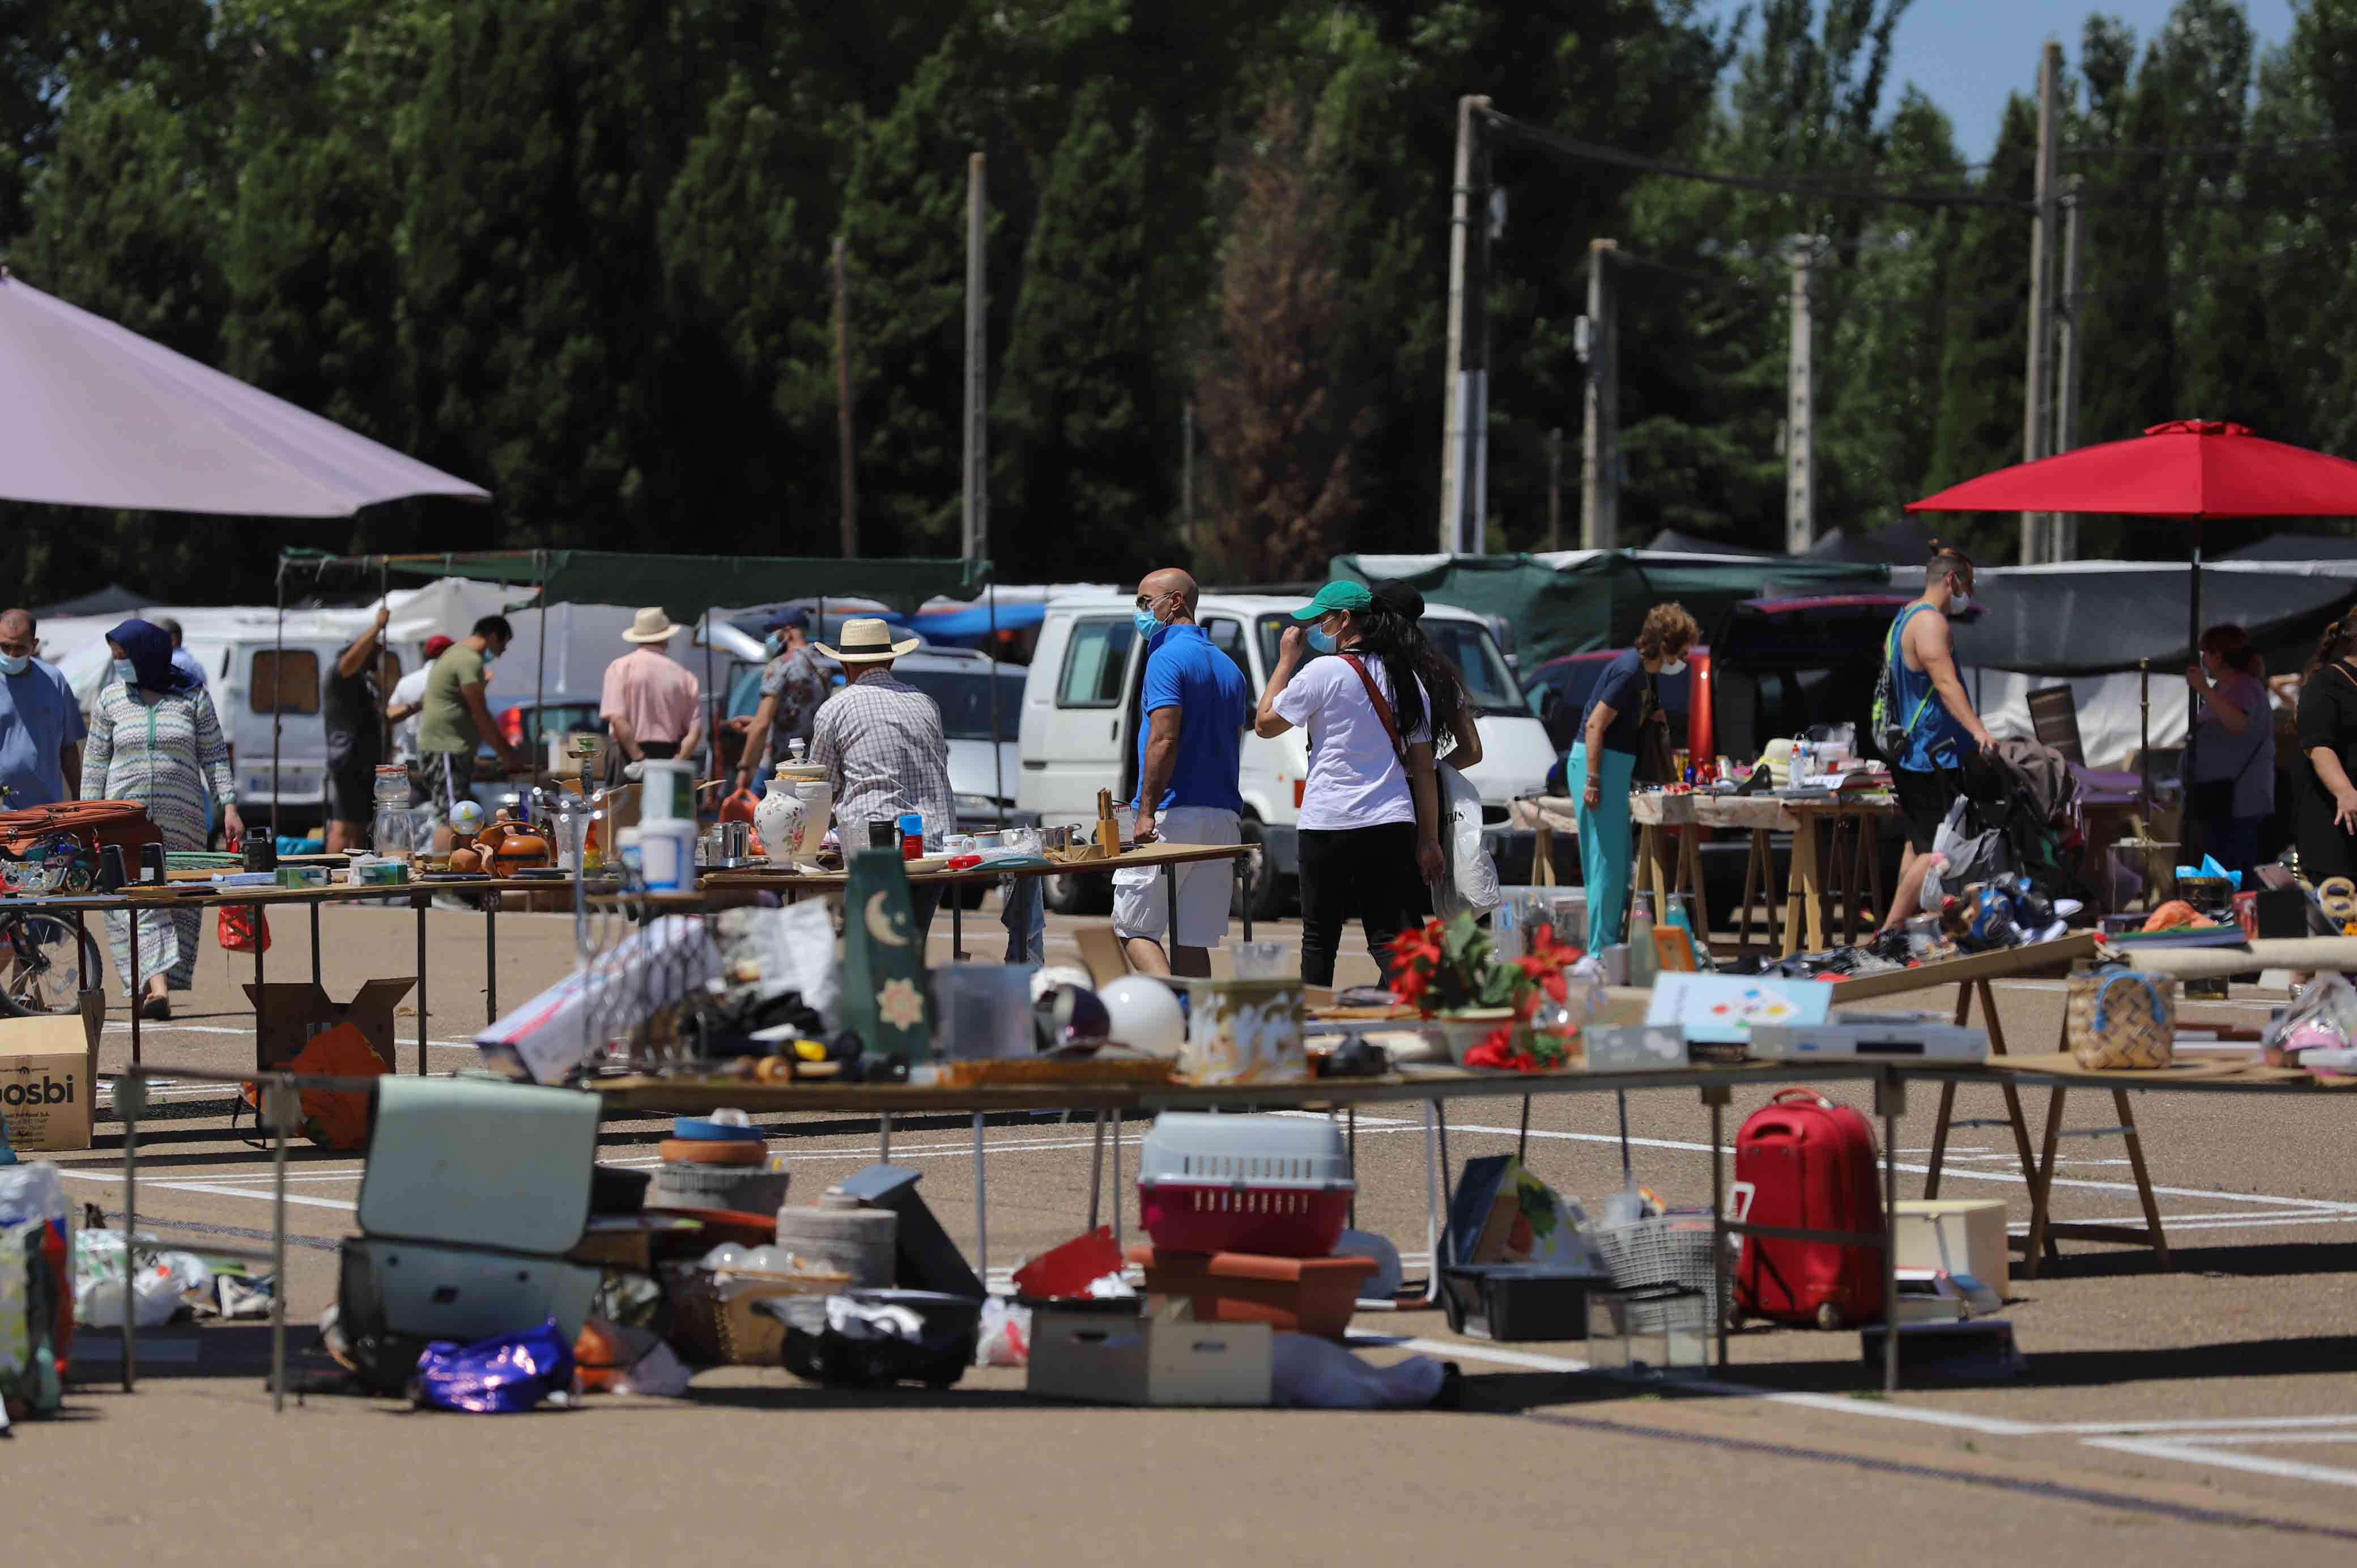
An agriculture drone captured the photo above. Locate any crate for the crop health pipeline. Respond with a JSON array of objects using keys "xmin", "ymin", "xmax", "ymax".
[
  {"xmin": 1440, "ymin": 1264, "xmax": 1606, "ymax": 1341},
  {"xmin": 1137, "ymin": 1111, "xmax": 1354, "ymax": 1257},
  {"xmin": 1589, "ymin": 1212, "xmax": 1725, "ymax": 1330}
]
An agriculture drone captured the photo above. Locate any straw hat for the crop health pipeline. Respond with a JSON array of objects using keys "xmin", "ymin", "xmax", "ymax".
[
  {"xmin": 815, "ymin": 617, "xmax": 921, "ymax": 664},
  {"xmin": 622, "ymin": 606, "xmax": 685, "ymax": 644}
]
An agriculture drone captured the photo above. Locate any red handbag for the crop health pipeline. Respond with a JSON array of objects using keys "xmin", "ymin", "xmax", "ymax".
[{"xmin": 217, "ymin": 834, "xmax": 270, "ymax": 954}]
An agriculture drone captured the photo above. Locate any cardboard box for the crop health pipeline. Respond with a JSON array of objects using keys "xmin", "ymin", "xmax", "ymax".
[
  {"xmin": 1893, "ymin": 1199, "xmax": 2010, "ymax": 1297},
  {"xmin": 0, "ymin": 1013, "xmax": 95, "ymax": 1152},
  {"xmin": 1027, "ymin": 1307, "xmax": 1271, "ymax": 1407},
  {"xmin": 242, "ymin": 979, "xmax": 416, "ymax": 1072}
]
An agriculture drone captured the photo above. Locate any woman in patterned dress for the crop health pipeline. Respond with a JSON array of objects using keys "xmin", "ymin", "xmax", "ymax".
[{"xmin": 82, "ymin": 619, "xmax": 242, "ymax": 1020}]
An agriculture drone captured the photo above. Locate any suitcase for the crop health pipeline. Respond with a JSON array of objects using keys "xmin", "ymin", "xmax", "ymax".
[
  {"xmin": 0, "ymin": 799, "xmax": 163, "ymax": 858},
  {"xmin": 337, "ymin": 1238, "xmax": 599, "ymax": 1394},
  {"xmin": 1730, "ymin": 1088, "xmax": 1884, "ymax": 1329}
]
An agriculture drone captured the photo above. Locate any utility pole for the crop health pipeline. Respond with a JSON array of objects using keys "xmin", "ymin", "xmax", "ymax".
[
  {"xmin": 1181, "ymin": 400, "xmax": 1196, "ymax": 548},
  {"xmin": 2050, "ymin": 173, "xmax": 2085, "ymax": 563},
  {"xmin": 1579, "ymin": 238, "xmax": 1618, "ymax": 550},
  {"xmin": 833, "ymin": 235, "xmax": 857, "ymax": 556},
  {"xmin": 1546, "ymin": 426, "xmax": 1564, "ymax": 552},
  {"xmin": 962, "ymin": 154, "xmax": 987, "ymax": 565},
  {"xmin": 1439, "ymin": 94, "xmax": 1492, "ymax": 554},
  {"xmin": 2020, "ymin": 37, "xmax": 2062, "ymax": 565},
  {"xmin": 1785, "ymin": 240, "xmax": 1816, "ymax": 555}
]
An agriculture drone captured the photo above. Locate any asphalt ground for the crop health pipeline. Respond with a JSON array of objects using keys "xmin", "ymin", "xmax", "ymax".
[{"xmin": 11, "ymin": 895, "xmax": 2357, "ymax": 1564}]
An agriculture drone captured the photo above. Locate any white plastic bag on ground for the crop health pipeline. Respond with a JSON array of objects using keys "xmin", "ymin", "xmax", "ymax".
[
  {"xmin": 976, "ymin": 1298, "xmax": 1031, "ymax": 1367},
  {"xmin": 0, "ymin": 1161, "xmax": 66, "ymax": 1227},
  {"xmin": 612, "ymin": 1337, "xmax": 693, "ymax": 1397},
  {"xmin": 1429, "ymin": 763, "xmax": 1501, "ymax": 921},
  {"xmin": 74, "ymin": 1229, "xmax": 210, "ymax": 1328},
  {"xmin": 1271, "ymin": 1335, "xmax": 1449, "ymax": 1409}
]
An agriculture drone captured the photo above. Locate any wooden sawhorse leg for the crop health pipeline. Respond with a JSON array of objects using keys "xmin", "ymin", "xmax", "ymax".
[
  {"xmin": 2019, "ymin": 1084, "xmax": 2172, "ymax": 1278},
  {"xmin": 1677, "ymin": 828, "xmax": 1712, "ymax": 949},
  {"xmin": 1923, "ymin": 978, "xmax": 2057, "ymax": 1271},
  {"xmin": 1737, "ymin": 828, "xmax": 1782, "ymax": 952}
]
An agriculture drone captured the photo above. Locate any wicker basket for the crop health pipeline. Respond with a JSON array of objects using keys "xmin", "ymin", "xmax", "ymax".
[
  {"xmin": 663, "ymin": 1265, "xmax": 849, "ymax": 1366},
  {"xmin": 1589, "ymin": 1212, "xmax": 1725, "ymax": 1331},
  {"xmin": 2065, "ymin": 971, "xmax": 2176, "ymax": 1070}
]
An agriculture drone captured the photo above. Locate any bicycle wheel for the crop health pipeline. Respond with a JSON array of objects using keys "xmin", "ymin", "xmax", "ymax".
[{"xmin": 0, "ymin": 914, "xmax": 104, "ymax": 1017}]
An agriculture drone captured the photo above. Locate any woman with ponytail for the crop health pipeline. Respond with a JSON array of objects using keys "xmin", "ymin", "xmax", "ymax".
[
  {"xmin": 2295, "ymin": 617, "xmax": 2357, "ymax": 885},
  {"xmin": 1257, "ymin": 582, "xmax": 1443, "ymax": 987}
]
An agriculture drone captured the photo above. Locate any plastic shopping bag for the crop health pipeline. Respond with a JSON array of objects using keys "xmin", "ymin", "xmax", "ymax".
[
  {"xmin": 216, "ymin": 836, "xmax": 271, "ymax": 954},
  {"xmin": 74, "ymin": 1228, "xmax": 210, "ymax": 1328},
  {"xmin": 1429, "ymin": 763, "xmax": 1501, "ymax": 921},
  {"xmin": 413, "ymin": 1318, "xmax": 576, "ymax": 1413}
]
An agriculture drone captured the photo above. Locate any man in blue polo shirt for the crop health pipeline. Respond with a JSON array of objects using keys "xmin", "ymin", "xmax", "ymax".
[{"xmin": 1117, "ymin": 568, "xmax": 1249, "ymax": 977}]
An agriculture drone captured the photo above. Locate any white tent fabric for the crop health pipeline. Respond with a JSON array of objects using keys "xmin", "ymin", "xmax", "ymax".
[{"xmin": 0, "ymin": 271, "xmax": 487, "ymax": 515}]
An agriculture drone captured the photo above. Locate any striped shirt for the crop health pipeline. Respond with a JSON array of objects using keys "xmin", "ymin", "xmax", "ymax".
[{"xmin": 810, "ymin": 670, "xmax": 956, "ymax": 853}]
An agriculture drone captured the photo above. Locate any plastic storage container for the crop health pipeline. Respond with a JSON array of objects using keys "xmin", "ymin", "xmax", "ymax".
[
  {"xmin": 1441, "ymin": 1264, "xmax": 1606, "ymax": 1341},
  {"xmin": 1137, "ymin": 1111, "xmax": 1355, "ymax": 1257}
]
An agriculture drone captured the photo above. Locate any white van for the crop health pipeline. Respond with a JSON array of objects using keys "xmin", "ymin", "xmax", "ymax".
[
  {"xmin": 58, "ymin": 610, "xmax": 426, "ymax": 837},
  {"xmin": 1018, "ymin": 594, "xmax": 1555, "ymax": 915}
]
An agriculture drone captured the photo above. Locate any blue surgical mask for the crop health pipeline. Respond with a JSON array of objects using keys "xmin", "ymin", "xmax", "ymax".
[
  {"xmin": 1133, "ymin": 608, "xmax": 1166, "ymax": 642},
  {"xmin": 764, "ymin": 633, "xmax": 784, "ymax": 657},
  {"xmin": 113, "ymin": 659, "xmax": 137, "ymax": 686},
  {"xmin": 1307, "ymin": 625, "xmax": 1337, "ymax": 655},
  {"xmin": 0, "ymin": 653, "xmax": 27, "ymax": 677}
]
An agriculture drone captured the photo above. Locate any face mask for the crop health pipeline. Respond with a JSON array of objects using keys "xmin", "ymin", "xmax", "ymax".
[
  {"xmin": 1306, "ymin": 624, "xmax": 1338, "ymax": 655},
  {"xmin": 1133, "ymin": 608, "xmax": 1166, "ymax": 642},
  {"xmin": 1947, "ymin": 589, "xmax": 1975, "ymax": 615},
  {"xmin": 0, "ymin": 653, "xmax": 27, "ymax": 677},
  {"xmin": 764, "ymin": 633, "xmax": 784, "ymax": 657},
  {"xmin": 1658, "ymin": 658, "xmax": 1687, "ymax": 677},
  {"xmin": 113, "ymin": 659, "xmax": 138, "ymax": 686}
]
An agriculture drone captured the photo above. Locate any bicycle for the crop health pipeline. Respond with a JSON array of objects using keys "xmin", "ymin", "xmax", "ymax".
[{"xmin": 0, "ymin": 905, "xmax": 104, "ymax": 1017}]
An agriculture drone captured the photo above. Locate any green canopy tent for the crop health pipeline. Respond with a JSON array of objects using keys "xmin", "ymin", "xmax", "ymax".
[
  {"xmin": 1329, "ymin": 551, "xmax": 1890, "ymax": 669},
  {"xmin": 273, "ymin": 548, "xmax": 994, "ymax": 836}
]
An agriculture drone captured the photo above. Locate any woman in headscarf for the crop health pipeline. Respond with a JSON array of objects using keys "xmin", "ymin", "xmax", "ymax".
[{"xmin": 82, "ymin": 619, "xmax": 241, "ymax": 1020}]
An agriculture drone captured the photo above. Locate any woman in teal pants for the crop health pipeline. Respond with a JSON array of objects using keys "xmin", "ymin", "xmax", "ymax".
[{"xmin": 1573, "ymin": 603, "xmax": 1700, "ymax": 955}]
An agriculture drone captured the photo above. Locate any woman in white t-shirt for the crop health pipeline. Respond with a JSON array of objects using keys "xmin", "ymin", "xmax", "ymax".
[{"xmin": 1256, "ymin": 581, "xmax": 1444, "ymax": 987}]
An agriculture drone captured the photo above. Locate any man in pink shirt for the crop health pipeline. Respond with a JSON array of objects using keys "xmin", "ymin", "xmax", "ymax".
[{"xmin": 600, "ymin": 608, "xmax": 704, "ymax": 779}]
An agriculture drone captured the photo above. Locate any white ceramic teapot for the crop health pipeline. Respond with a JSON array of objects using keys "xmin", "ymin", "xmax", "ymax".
[{"xmin": 756, "ymin": 740, "xmax": 832, "ymax": 866}]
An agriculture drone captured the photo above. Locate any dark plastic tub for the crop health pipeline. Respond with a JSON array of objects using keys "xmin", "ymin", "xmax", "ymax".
[{"xmin": 1441, "ymin": 1264, "xmax": 1607, "ymax": 1341}]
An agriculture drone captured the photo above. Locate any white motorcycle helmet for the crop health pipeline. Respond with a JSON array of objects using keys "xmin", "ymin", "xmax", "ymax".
[{"xmin": 1097, "ymin": 974, "xmax": 1186, "ymax": 1058}]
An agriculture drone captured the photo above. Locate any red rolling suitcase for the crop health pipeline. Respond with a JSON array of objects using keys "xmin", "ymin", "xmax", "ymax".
[{"xmin": 1730, "ymin": 1088, "xmax": 1885, "ymax": 1329}]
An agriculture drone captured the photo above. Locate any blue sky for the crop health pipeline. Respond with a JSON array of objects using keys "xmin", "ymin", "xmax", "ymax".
[{"xmin": 1697, "ymin": 1, "xmax": 2298, "ymax": 160}]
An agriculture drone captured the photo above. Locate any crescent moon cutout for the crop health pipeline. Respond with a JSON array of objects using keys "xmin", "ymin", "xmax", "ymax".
[{"xmin": 865, "ymin": 890, "xmax": 909, "ymax": 947}]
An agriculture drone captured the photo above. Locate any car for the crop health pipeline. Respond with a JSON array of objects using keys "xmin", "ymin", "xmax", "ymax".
[{"xmin": 1019, "ymin": 594, "xmax": 1555, "ymax": 917}]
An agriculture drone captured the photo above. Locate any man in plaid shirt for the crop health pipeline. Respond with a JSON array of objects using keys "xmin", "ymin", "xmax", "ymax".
[{"xmin": 810, "ymin": 618, "xmax": 957, "ymax": 941}]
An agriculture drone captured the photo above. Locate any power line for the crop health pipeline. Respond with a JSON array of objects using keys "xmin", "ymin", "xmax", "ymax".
[
  {"xmin": 1478, "ymin": 108, "xmax": 2030, "ymax": 212},
  {"xmin": 2066, "ymin": 129, "xmax": 2357, "ymax": 160}
]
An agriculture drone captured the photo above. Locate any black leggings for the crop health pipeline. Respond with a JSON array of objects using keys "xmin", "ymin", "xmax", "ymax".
[{"xmin": 1297, "ymin": 821, "xmax": 1425, "ymax": 988}]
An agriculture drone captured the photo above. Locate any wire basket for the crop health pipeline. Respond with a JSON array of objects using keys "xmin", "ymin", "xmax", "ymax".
[{"xmin": 1589, "ymin": 1212, "xmax": 1725, "ymax": 1331}]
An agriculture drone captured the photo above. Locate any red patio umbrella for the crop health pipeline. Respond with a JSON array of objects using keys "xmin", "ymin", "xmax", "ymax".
[{"xmin": 1909, "ymin": 419, "xmax": 2357, "ymax": 806}]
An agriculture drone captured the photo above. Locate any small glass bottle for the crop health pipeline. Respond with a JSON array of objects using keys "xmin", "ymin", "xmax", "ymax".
[{"xmin": 1627, "ymin": 889, "xmax": 1660, "ymax": 988}]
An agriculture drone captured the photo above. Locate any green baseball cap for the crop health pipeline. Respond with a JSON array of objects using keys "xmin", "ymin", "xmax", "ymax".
[{"xmin": 1291, "ymin": 581, "xmax": 1374, "ymax": 621}]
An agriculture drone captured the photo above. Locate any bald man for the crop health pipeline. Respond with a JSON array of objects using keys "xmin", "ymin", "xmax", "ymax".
[
  {"xmin": 1114, "ymin": 568, "xmax": 1250, "ymax": 977},
  {"xmin": 0, "ymin": 607, "xmax": 85, "ymax": 808}
]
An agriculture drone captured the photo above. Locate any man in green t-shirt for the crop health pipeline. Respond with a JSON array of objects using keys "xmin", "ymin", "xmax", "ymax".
[{"xmin": 420, "ymin": 615, "xmax": 525, "ymax": 840}]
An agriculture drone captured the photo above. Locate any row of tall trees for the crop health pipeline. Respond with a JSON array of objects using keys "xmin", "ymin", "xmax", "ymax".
[{"xmin": 1, "ymin": 0, "xmax": 2349, "ymax": 606}]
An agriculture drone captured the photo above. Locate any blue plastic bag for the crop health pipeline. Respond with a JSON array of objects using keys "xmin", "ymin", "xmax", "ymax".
[{"xmin": 412, "ymin": 1318, "xmax": 575, "ymax": 1413}]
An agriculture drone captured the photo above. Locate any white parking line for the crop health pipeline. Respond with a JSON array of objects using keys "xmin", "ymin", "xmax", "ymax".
[{"xmin": 2084, "ymin": 1436, "xmax": 2357, "ymax": 1489}]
